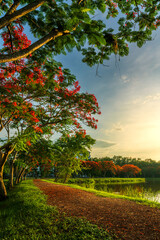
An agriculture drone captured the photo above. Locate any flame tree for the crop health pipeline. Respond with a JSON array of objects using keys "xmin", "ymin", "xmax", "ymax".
[{"xmin": 0, "ymin": 23, "xmax": 100, "ymax": 200}]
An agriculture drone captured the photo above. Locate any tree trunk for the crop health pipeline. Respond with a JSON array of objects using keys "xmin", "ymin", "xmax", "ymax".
[
  {"xmin": 23, "ymin": 172, "xmax": 27, "ymax": 181},
  {"xmin": 0, "ymin": 164, "xmax": 7, "ymax": 200},
  {"xmin": 8, "ymin": 152, "xmax": 17, "ymax": 189},
  {"xmin": 63, "ymin": 172, "xmax": 70, "ymax": 183},
  {"xmin": 9, "ymin": 162, "xmax": 14, "ymax": 188},
  {"xmin": 14, "ymin": 165, "xmax": 19, "ymax": 183},
  {"xmin": 0, "ymin": 146, "xmax": 14, "ymax": 200},
  {"xmin": 15, "ymin": 167, "xmax": 22, "ymax": 184},
  {"xmin": 54, "ymin": 174, "xmax": 59, "ymax": 182},
  {"xmin": 21, "ymin": 168, "xmax": 26, "ymax": 181},
  {"xmin": 54, "ymin": 168, "xmax": 59, "ymax": 182},
  {"xmin": 15, "ymin": 167, "xmax": 27, "ymax": 184}
]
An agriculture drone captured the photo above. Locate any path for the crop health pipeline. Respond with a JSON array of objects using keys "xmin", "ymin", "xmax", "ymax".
[{"xmin": 34, "ymin": 179, "xmax": 160, "ymax": 240}]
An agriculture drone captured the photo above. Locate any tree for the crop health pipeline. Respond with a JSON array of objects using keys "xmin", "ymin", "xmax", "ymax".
[
  {"xmin": 18, "ymin": 138, "xmax": 55, "ymax": 178},
  {"xmin": 114, "ymin": 165, "xmax": 122, "ymax": 177},
  {"xmin": 53, "ymin": 133, "xmax": 95, "ymax": 183},
  {"xmin": 121, "ymin": 164, "xmax": 141, "ymax": 177},
  {"xmin": 101, "ymin": 161, "xmax": 117, "ymax": 177},
  {"xmin": 0, "ymin": 23, "xmax": 101, "ymax": 200},
  {"xmin": 0, "ymin": 1, "xmax": 160, "ymax": 64},
  {"xmin": 82, "ymin": 160, "xmax": 102, "ymax": 177},
  {"xmin": 0, "ymin": 64, "xmax": 100, "ymax": 200}
]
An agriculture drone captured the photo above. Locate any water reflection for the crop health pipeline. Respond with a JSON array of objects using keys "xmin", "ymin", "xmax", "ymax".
[{"xmin": 93, "ymin": 179, "xmax": 160, "ymax": 203}]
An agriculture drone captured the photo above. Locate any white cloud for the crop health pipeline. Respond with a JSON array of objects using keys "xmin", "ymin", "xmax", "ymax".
[
  {"xmin": 143, "ymin": 93, "xmax": 160, "ymax": 104},
  {"xmin": 95, "ymin": 139, "xmax": 116, "ymax": 148},
  {"xmin": 113, "ymin": 123, "xmax": 123, "ymax": 131},
  {"xmin": 131, "ymin": 93, "xmax": 160, "ymax": 105},
  {"xmin": 91, "ymin": 139, "xmax": 116, "ymax": 158},
  {"xmin": 105, "ymin": 122, "xmax": 124, "ymax": 135},
  {"xmin": 121, "ymin": 74, "xmax": 130, "ymax": 83}
]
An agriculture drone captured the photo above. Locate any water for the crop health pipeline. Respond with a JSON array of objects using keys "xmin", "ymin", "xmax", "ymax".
[{"xmin": 94, "ymin": 178, "xmax": 160, "ymax": 203}]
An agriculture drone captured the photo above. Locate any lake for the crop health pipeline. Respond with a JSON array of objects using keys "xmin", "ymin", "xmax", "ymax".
[{"xmin": 94, "ymin": 178, "xmax": 160, "ymax": 203}]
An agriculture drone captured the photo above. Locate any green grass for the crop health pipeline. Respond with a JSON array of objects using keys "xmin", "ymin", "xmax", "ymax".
[
  {"xmin": 67, "ymin": 178, "xmax": 145, "ymax": 186},
  {"xmin": 43, "ymin": 179, "xmax": 160, "ymax": 209},
  {"xmin": 0, "ymin": 180, "xmax": 113, "ymax": 240}
]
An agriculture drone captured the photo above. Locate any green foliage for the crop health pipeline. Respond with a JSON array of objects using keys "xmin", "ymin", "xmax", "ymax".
[
  {"xmin": 53, "ymin": 134, "xmax": 95, "ymax": 182},
  {"xmin": 1, "ymin": 1, "xmax": 160, "ymax": 64},
  {"xmin": 0, "ymin": 180, "xmax": 113, "ymax": 240}
]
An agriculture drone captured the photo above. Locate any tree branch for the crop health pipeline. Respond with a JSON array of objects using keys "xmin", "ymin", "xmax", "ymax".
[
  {"xmin": 0, "ymin": 0, "xmax": 45, "ymax": 30},
  {"xmin": 0, "ymin": 29, "xmax": 71, "ymax": 63},
  {"xmin": 0, "ymin": 141, "xmax": 14, "ymax": 152},
  {"xmin": 7, "ymin": 25, "xmax": 14, "ymax": 53},
  {"xmin": 12, "ymin": 151, "xmax": 17, "ymax": 163},
  {"xmin": 0, "ymin": 115, "xmax": 4, "ymax": 132},
  {"xmin": 3, "ymin": 114, "xmax": 13, "ymax": 130},
  {"xmin": 5, "ymin": 0, "xmax": 21, "ymax": 16},
  {"xmin": 78, "ymin": 0, "xmax": 85, "ymax": 5}
]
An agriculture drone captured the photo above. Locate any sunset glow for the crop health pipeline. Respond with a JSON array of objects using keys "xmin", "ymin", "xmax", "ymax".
[{"xmin": 56, "ymin": 30, "xmax": 160, "ymax": 161}]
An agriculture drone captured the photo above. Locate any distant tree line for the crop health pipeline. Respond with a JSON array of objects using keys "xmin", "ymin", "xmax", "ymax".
[
  {"xmin": 4, "ymin": 154, "xmax": 160, "ymax": 184},
  {"xmin": 81, "ymin": 156, "xmax": 160, "ymax": 178},
  {"xmin": 80, "ymin": 160, "xmax": 141, "ymax": 178}
]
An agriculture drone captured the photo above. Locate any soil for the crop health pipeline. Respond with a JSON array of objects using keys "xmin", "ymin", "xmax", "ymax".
[{"xmin": 33, "ymin": 179, "xmax": 160, "ymax": 240}]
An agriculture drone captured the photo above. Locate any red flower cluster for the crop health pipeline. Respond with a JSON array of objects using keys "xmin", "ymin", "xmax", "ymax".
[{"xmin": 82, "ymin": 161, "xmax": 141, "ymax": 177}]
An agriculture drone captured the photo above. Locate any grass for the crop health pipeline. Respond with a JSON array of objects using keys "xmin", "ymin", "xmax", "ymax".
[
  {"xmin": 0, "ymin": 180, "xmax": 113, "ymax": 240},
  {"xmin": 67, "ymin": 178, "xmax": 145, "ymax": 187},
  {"xmin": 43, "ymin": 179, "xmax": 160, "ymax": 209}
]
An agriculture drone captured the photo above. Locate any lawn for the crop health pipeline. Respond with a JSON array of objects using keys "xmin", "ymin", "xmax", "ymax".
[{"xmin": 0, "ymin": 180, "xmax": 113, "ymax": 240}]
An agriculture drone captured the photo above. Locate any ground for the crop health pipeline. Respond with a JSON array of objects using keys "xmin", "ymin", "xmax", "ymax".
[{"xmin": 34, "ymin": 179, "xmax": 160, "ymax": 240}]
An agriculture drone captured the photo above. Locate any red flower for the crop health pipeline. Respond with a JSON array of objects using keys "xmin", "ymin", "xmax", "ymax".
[
  {"xmin": 12, "ymin": 102, "xmax": 17, "ymax": 106},
  {"xmin": 27, "ymin": 141, "xmax": 31, "ymax": 146}
]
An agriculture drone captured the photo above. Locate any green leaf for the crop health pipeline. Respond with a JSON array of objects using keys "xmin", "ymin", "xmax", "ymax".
[
  {"xmin": 82, "ymin": 8, "xmax": 91, "ymax": 13},
  {"xmin": 98, "ymin": 3, "xmax": 106, "ymax": 13},
  {"xmin": 95, "ymin": 35, "xmax": 106, "ymax": 45}
]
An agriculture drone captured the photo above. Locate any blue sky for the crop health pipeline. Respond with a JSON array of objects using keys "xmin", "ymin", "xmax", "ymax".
[{"xmin": 56, "ymin": 29, "xmax": 160, "ymax": 161}]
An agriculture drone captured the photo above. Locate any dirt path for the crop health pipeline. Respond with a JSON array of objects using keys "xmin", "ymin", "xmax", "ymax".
[{"xmin": 33, "ymin": 179, "xmax": 160, "ymax": 240}]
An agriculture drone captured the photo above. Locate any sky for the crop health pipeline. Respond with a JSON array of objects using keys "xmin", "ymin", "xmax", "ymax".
[
  {"xmin": 55, "ymin": 28, "xmax": 160, "ymax": 161},
  {"xmin": 1, "ymin": 7, "xmax": 160, "ymax": 161}
]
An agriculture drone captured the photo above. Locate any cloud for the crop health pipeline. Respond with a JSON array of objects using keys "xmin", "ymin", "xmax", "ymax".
[
  {"xmin": 105, "ymin": 123, "xmax": 124, "ymax": 135},
  {"xmin": 132, "ymin": 93, "xmax": 160, "ymax": 105},
  {"xmin": 95, "ymin": 140, "xmax": 116, "ymax": 148},
  {"xmin": 143, "ymin": 93, "xmax": 160, "ymax": 104},
  {"xmin": 121, "ymin": 74, "xmax": 130, "ymax": 83},
  {"xmin": 113, "ymin": 123, "xmax": 123, "ymax": 131}
]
